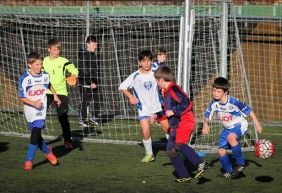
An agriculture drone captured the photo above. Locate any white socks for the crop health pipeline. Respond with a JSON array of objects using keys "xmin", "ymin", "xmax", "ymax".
[{"xmin": 143, "ymin": 137, "xmax": 153, "ymax": 155}]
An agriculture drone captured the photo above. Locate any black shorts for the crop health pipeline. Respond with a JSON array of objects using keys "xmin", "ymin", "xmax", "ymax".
[{"xmin": 47, "ymin": 94, "xmax": 69, "ymax": 115}]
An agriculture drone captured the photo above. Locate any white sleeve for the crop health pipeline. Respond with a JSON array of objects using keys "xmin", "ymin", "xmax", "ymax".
[{"xmin": 118, "ymin": 73, "xmax": 134, "ymax": 90}]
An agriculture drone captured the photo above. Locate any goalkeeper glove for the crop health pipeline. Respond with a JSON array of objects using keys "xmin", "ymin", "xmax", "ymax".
[{"xmin": 66, "ymin": 75, "xmax": 77, "ymax": 86}]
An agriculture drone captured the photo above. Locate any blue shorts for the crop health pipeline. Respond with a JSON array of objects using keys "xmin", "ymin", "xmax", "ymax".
[
  {"xmin": 27, "ymin": 119, "xmax": 45, "ymax": 130},
  {"xmin": 218, "ymin": 124, "xmax": 245, "ymax": 149}
]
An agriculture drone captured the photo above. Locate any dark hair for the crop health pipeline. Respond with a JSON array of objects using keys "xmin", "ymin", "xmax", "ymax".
[
  {"xmin": 156, "ymin": 48, "xmax": 167, "ymax": 55},
  {"xmin": 85, "ymin": 35, "xmax": 97, "ymax": 43},
  {"xmin": 213, "ymin": 77, "xmax": 230, "ymax": 92},
  {"xmin": 47, "ymin": 38, "xmax": 61, "ymax": 48},
  {"xmin": 27, "ymin": 52, "xmax": 43, "ymax": 64},
  {"xmin": 154, "ymin": 66, "xmax": 176, "ymax": 82},
  {"xmin": 138, "ymin": 50, "xmax": 153, "ymax": 61}
]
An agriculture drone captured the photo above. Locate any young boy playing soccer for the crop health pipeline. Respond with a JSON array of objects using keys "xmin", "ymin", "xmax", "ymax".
[
  {"xmin": 154, "ymin": 66, "xmax": 208, "ymax": 182},
  {"xmin": 202, "ymin": 77, "xmax": 263, "ymax": 178},
  {"xmin": 119, "ymin": 50, "xmax": 170, "ymax": 163},
  {"xmin": 43, "ymin": 38, "xmax": 79, "ymax": 149},
  {"xmin": 19, "ymin": 52, "xmax": 61, "ymax": 170},
  {"xmin": 152, "ymin": 48, "xmax": 167, "ymax": 72}
]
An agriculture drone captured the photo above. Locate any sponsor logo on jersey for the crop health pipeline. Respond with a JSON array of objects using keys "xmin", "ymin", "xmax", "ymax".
[
  {"xmin": 28, "ymin": 89, "xmax": 45, "ymax": 96},
  {"xmin": 220, "ymin": 115, "xmax": 233, "ymax": 122}
]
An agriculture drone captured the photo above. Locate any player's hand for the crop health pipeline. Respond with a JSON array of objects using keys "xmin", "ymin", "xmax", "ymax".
[
  {"xmin": 53, "ymin": 95, "xmax": 61, "ymax": 107},
  {"xmin": 202, "ymin": 126, "xmax": 210, "ymax": 135},
  {"xmin": 255, "ymin": 124, "xmax": 263, "ymax": 134},
  {"xmin": 66, "ymin": 75, "xmax": 77, "ymax": 86},
  {"xmin": 150, "ymin": 114, "xmax": 157, "ymax": 124},
  {"xmin": 33, "ymin": 99, "xmax": 43, "ymax": 109},
  {"xmin": 90, "ymin": 83, "xmax": 97, "ymax": 89},
  {"xmin": 129, "ymin": 96, "xmax": 139, "ymax": 105},
  {"xmin": 165, "ymin": 110, "xmax": 174, "ymax": 117}
]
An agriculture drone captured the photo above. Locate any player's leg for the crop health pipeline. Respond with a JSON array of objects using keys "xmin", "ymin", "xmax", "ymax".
[
  {"xmin": 140, "ymin": 117, "xmax": 154, "ymax": 163},
  {"xmin": 92, "ymin": 88, "xmax": 101, "ymax": 120},
  {"xmin": 24, "ymin": 127, "xmax": 41, "ymax": 170},
  {"xmin": 228, "ymin": 126, "xmax": 245, "ymax": 171},
  {"xmin": 158, "ymin": 117, "xmax": 170, "ymax": 140},
  {"xmin": 38, "ymin": 132, "xmax": 58, "ymax": 165},
  {"xmin": 79, "ymin": 87, "xmax": 89, "ymax": 126},
  {"xmin": 57, "ymin": 95, "xmax": 73, "ymax": 149}
]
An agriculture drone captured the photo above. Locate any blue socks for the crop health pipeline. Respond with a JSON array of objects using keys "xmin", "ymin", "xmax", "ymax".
[
  {"xmin": 231, "ymin": 144, "xmax": 245, "ymax": 166},
  {"xmin": 219, "ymin": 154, "xmax": 233, "ymax": 173},
  {"xmin": 39, "ymin": 140, "xmax": 50, "ymax": 154},
  {"xmin": 25, "ymin": 144, "xmax": 38, "ymax": 161}
]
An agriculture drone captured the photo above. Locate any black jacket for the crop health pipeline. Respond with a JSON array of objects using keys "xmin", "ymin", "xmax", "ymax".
[{"xmin": 77, "ymin": 48, "xmax": 100, "ymax": 86}]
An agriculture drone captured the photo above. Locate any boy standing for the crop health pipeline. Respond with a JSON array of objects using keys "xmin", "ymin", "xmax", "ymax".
[
  {"xmin": 119, "ymin": 50, "xmax": 170, "ymax": 163},
  {"xmin": 19, "ymin": 52, "xmax": 60, "ymax": 170},
  {"xmin": 43, "ymin": 38, "xmax": 79, "ymax": 149},
  {"xmin": 154, "ymin": 66, "xmax": 208, "ymax": 182},
  {"xmin": 152, "ymin": 48, "xmax": 167, "ymax": 72},
  {"xmin": 78, "ymin": 35, "xmax": 100, "ymax": 127},
  {"xmin": 202, "ymin": 77, "xmax": 262, "ymax": 178}
]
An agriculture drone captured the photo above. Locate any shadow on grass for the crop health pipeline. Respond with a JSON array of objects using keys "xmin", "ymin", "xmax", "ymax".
[
  {"xmin": 255, "ymin": 176, "xmax": 274, "ymax": 182},
  {"xmin": 0, "ymin": 142, "xmax": 9, "ymax": 153}
]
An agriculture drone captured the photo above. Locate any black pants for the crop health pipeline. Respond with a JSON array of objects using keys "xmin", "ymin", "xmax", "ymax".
[
  {"xmin": 47, "ymin": 94, "xmax": 72, "ymax": 142},
  {"xmin": 79, "ymin": 86, "xmax": 100, "ymax": 121}
]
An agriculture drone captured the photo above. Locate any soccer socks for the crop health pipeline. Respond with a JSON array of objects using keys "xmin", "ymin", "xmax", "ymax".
[
  {"xmin": 143, "ymin": 137, "xmax": 153, "ymax": 155},
  {"xmin": 179, "ymin": 145, "xmax": 202, "ymax": 166},
  {"xmin": 39, "ymin": 140, "xmax": 50, "ymax": 154},
  {"xmin": 170, "ymin": 155, "xmax": 189, "ymax": 178},
  {"xmin": 25, "ymin": 144, "xmax": 38, "ymax": 161},
  {"xmin": 231, "ymin": 144, "xmax": 245, "ymax": 166},
  {"xmin": 219, "ymin": 154, "xmax": 233, "ymax": 173}
]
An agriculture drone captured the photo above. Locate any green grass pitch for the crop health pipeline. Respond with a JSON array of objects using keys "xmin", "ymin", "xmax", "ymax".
[{"xmin": 0, "ymin": 126, "xmax": 281, "ymax": 193}]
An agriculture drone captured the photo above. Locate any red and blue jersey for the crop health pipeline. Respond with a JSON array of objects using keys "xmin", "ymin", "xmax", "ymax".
[{"xmin": 163, "ymin": 82, "xmax": 194, "ymax": 129}]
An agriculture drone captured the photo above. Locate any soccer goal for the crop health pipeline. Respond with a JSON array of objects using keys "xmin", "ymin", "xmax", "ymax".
[{"xmin": 0, "ymin": 0, "xmax": 257, "ymax": 152}]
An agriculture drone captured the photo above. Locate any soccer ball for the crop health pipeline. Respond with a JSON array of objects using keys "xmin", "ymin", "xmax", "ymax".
[{"xmin": 255, "ymin": 139, "xmax": 275, "ymax": 159}]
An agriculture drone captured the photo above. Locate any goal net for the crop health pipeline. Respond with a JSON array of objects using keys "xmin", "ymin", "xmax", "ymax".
[{"xmin": 0, "ymin": 0, "xmax": 259, "ymax": 152}]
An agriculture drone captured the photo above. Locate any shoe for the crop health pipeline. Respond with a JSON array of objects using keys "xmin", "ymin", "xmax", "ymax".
[
  {"xmin": 194, "ymin": 161, "xmax": 209, "ymax": 179},
  {"xmin": 44, "ymin": 147, "xmax": 58, "ymax": 165},
  {"xmin": 235, "ymin": 165, "xmax": 245, "ymax": 172},
  {"xmin": 79, "ymin": 120, "xmax": 89, "ymax": 127},
  {"xmin": 23, "ymin": 160, "xmax": 33, "ymax": 171},
  {"xmin": 89, "ymin": 119, "xmax": 99, "ymax": 126},
  {"xmin": 175, "ymin": 177, "xmax": 191, "ymax": 183},
  {"xmin": 218, "ymin": 170, "xmax": 240, "ymax": 179},
  {"xmin": 141, "ymin": 154, "xmax": 155, "ymax": 163},
  {"xmin": 64, "ymin": 141, "xmax": 73, "ymax": 150}
]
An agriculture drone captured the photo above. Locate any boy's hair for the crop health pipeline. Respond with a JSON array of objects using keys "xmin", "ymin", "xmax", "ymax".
[
  {"xmin": 85, "ymin": 35, "xmax": 97, "ymax": 43},
  {"xmin": 154, "ymin": 66, "xmax": 176, "ymax": 82},
  {"xmin": 47, "ymin": 38, "xmax": 61, "ymax": 48},
  {"xmin": 213, "ymin": 77, "xmax": 230, "ymax": 92},
  {"xmin": 156, "ymin": 48, "xmax": 167, "ymax": 55},
  {"xmin": 27, "ymin": 52, "xmax": 43, "ymax": 64},
  {"xmin": 138, "ymin": 50, "xmax": 153, "ymax": 61}
]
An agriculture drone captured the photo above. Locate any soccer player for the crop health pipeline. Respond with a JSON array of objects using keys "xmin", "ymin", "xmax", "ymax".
[
  {"xmin": 202, "ymin": 77, "xmax": 263, "ymax": 178},
  {"xmin": 154, "ymin": 66, "xmax": 208, "ymax": 182},
  {"xmin": 43, "ymin": 38, "xmax": 79, "ymax": 149},
  {"xmin": 19, "ymin": 52, "xmax": 61, "ymax": 170},
  {"xmin": 78, "ymin": 35, "xmax": 100, "ymax": 127},
  {"xmin": 152, "ymin": 48, "xmax": 167, "ymax": 72},
  {"xmin": 119, "ymin": 50, "xmax": 170, "ymax": 163}
]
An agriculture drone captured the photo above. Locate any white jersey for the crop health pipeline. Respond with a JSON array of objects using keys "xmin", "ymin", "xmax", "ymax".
[
  {"xmin": 204, "ymin": 96, "xmax": 252, "ymax": 130},
  {"xmin": 18, "ymin": 70, "xmax": 50, "ymax": 124},
  {"xmin": 119, "ymin": 69, "xmax": 162, "ymax": 117}
]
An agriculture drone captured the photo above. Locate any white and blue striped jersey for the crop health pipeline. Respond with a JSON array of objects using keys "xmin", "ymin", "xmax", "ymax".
[
  {"xmin": 204, "ymin": 96, "xmax": 252, "ymax": 130},
  {"xmin": 119, "ymin": 70, "xmax": 162, "ymax": 117},
  {"xmin": 18, "ymin": 70, "xmax": 50, "ymax": 124}
]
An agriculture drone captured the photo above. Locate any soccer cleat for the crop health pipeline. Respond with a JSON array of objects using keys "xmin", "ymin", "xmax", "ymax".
[
  {"xmin": 89, "ymin": 119, "xmax": 99, "ymax": 126},
  {"xmin": 44, "ymin": 147, "xmax": 58, "ymax": 165},
  {"xmin": 194, "ymin": 161, "xmax": 209, "ymax": 179},
  {"xmin": 64, "ymin": 141, "xmax": 73, "ymax": 150},
  {"xmin": 175, "ymin": 177, "xmax": 192, "ymax": 183},
  {"xmin": 218, "ymin": 170, "xmax": 240, "ymax": 179},
  {"xmin": 23, "ymin": 160, "xmax": 33, "ymax": 171},
  {"xmin": 235, "ymin": 165, "xmax": 245, "ymax": 172},
  {"xmin": 141, "ymin": 154, "xmax": 155, "ymax": 163}
]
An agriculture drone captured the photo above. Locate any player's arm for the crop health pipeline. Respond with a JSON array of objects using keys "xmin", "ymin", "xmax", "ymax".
[
  {"xmin": 49, "ymin": 84, "xmax": 61, "ymax": 107},
  {"xmin": 65, "ymin": 60, "xmax": 79, "ymax": 86},
  {"xmin": 249, "ymin": 111, "xmax": 263, "ymax": 134},
  {"xmin": 202, "ymin": 117, "xmax": 210, "ymax": 135},
  {"xmin": 19, "ymin": 97, "xmax": 43, "ymax": 109},
  {"xmin": 119, "ymin": 73, "xmax": 138, "ymax": 105},
  {"xmin": 120, "ymin": 89, "xmax": 138, "ymax": 105},
  {"xmin": 202, "ymin": 102, "xmax": 214, "ymax": 135}
]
